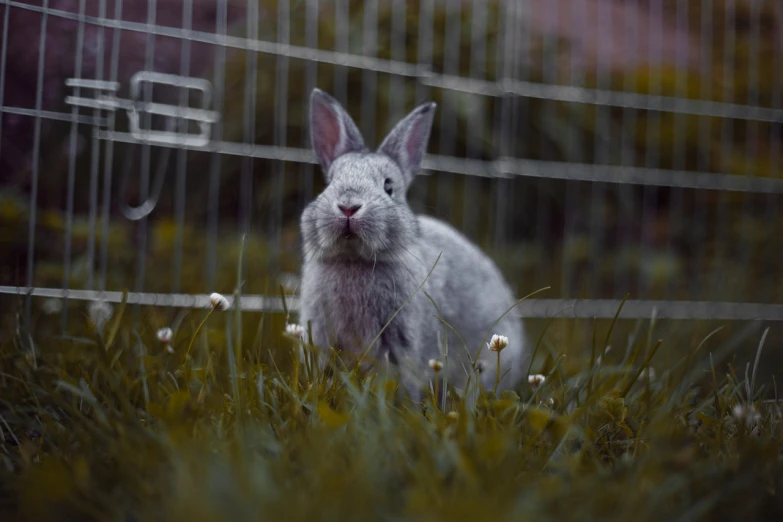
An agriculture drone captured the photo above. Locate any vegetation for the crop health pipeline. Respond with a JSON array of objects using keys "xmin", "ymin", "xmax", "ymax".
[{"xmin": 1, "ymin": 263, "xmax": 782, "ymax": 521}]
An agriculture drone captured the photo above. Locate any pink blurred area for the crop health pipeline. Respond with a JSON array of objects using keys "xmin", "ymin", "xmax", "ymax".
[{"xmin": 526, "ymin": 0, "xmax": 699, "ymax": 71}]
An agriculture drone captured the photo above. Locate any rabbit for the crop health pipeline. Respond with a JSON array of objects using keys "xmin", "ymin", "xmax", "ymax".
[{"xmin": 297, "ymin": 88, "xmax": 528, "ymax": 401}]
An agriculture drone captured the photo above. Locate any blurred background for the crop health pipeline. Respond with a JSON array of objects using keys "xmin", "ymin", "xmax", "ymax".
[{"xmin": 1, "ymin": 0, "xmax": 782, "ymax": 377}]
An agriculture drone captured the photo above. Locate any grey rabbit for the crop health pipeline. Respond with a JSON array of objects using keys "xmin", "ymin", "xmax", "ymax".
[{"xmin": 298, "ymin": 88, "xmax": 528, "ymax": 400}]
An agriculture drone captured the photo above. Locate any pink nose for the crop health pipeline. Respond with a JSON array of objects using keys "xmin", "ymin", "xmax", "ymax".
[{"xmin": 338, "ymin": 204, "xmax": 361, "ymax": 218}]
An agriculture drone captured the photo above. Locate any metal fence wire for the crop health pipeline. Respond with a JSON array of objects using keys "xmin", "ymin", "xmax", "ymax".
[{"xmin": 1, "ymin": 0, "xmax": 782, "ymax": 324}]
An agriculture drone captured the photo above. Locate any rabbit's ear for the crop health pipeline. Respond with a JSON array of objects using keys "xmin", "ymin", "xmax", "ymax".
[
  {"xmin": 310, "ymin": 88, "xmax": 367, "ymax": 179},
  {"xmin": 377, "ymin": 102, "xmax": 436, "ymax": 184}
]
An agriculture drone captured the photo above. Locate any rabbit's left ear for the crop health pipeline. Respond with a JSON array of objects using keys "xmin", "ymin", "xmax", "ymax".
[{"xmin": 378, "ymin": 102, "xmax": 436, "ymax": 184}]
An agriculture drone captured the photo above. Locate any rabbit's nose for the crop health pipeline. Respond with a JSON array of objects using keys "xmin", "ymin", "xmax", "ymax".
[{"xmin": 338, "ymin": 204, "xmax": 362, "ymax": 217}]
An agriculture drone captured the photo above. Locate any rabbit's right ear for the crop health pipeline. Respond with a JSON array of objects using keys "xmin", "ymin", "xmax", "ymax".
[
  {"xmin": 309, "ymin": 89, "xmax": 367, "ymax": 179},
  {"xmin": 377, "ymin": 102, "xmax": 436, "ymax": 185}
]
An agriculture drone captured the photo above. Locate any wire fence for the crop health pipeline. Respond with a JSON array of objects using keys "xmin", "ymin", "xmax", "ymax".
[{"xmin": 1, "ymin": 0, "xmax": 782, "ymax": 325}]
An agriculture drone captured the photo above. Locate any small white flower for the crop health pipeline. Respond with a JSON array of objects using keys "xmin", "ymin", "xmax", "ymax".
[
  {"xmin": 87, "ymin": 300, "xmax": 113, "ymax": 330},
  {"xmin": 41, "ymin": 298, "xmax": 63, "ymax": 315},
  {"xmin": 277, "ymin": 272, "xmax": 301, "ymax": 292},
  {"xmin": 428, "ymin": 359, "xmax": 443, "ymax": 372},
  {"xmin": 446, "ymin": 411, "xmax": 459, "ymax": 420},
  {"xmin": 156, "ymin": 327, "xmax": 174, "ymax": 344},
  {"xmin": 285, "ymin": 323, "xmax": 306, "ymax": 340},
  {"xmin": 528, "ymin": 374, "xmax": 546, "ymax": 389},
  {"xmin": 732, "ymin": 403, "xmax": 761, "ymax": 428},
  {"xmin": 596, "ymin": 346, "xmax": 611, "ymax": 366},
  {"xmin": 210, "ymin": 292, "xmax": 230, "ymax": 311},
  {"xmin": 640, "ymin": 367, "xmax": 656, "ymax": 381},
  {"xmin": 487, "ymin": 334, "xmax": 509, "ymax": 352}
]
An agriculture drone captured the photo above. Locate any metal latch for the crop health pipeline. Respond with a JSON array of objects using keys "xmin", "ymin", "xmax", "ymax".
[{"xmin": 65, "ymin": 71, "xmax": 220, "ymax": 148}]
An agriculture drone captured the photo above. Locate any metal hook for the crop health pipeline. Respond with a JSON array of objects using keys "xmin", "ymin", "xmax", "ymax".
[
  {"xmin": 116, "ymin": 118, "xmax": 176, "ymax": 221},
  {"xmin": 66, "ymin": 72, "xmax": 221, "ymax": 221}
]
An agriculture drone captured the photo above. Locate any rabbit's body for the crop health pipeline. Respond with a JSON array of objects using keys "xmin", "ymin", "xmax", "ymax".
[
  {"xmin": 298, "ymin": 89, "xmax": 528, "ymax": 398},
  {"xmin": 413, "ymin": 215, "xmax": 525, "ymax": 388}
]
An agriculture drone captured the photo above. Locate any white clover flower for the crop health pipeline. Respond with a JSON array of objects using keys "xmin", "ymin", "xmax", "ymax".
[
  {"xmin": 156, "ymin": 327, "xmax": 174, "ymax": 344},
  {"xmin": 446, "ymin": 411, "xmax": 459, "ymax": 420},
  {"xmin": 285, "ymin": 323, "xmax": 306, "ymax": 340},
  {"xmin": 87, "ymin": 300, "xmax": 113, "ymax": 330},
  {"xmin": 596, "ymin": 346, "xmax": 612, "ymax": 366},
  {"xmin": 528, "ymin": 374, "xmax": 546, "ymax": 389},
  {"xmin": 41, "ymin": 298, "xmax": 63, "ymax": 315},
  {"xmin": 277, "ymin": 272, "xmax": 301, "ymax": 293},
  {"xmin": 487, "ymin": 334, "xmax": 509, "ymax": 352},
  {"xmin": 209, "ymin": 292, "xmax": 230, "ymax": 311},
  {"xmin": 732, "ymin": 403, "xmax": 761, "ymax": 428},
  {"xmin": 641, "ymin": 367, "xmax": 657, "ymax": 381},
  {"xmin": 428, "ymin": 359, "xmax": 443, "ymax": 372}
]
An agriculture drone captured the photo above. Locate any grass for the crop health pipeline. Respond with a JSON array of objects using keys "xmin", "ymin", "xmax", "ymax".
[{"xmin": 1, "ymin": 280, "xmax": 782, "ymax": 522}]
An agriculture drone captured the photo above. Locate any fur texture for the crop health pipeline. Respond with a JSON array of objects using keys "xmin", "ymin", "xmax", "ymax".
[{"xmin": 299, "ymin": 88, "xmax": 527, "ymax": 399}]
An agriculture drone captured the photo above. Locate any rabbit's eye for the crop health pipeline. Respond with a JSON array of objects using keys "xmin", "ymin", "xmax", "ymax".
[{"xmin": 384, "ymin": 178, "xmax": 393, "ymax": 196}]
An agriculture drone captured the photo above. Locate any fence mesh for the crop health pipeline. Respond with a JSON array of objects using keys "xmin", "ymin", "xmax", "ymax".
[{"xmin": 1, "ymin": 0, "xmax": 782, "ymax": 324}]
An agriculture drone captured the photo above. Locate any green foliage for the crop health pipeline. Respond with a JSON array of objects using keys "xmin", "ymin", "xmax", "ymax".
[{"xmin": 1, "ymin": 292, "xmax": 782, "ymax": 522}]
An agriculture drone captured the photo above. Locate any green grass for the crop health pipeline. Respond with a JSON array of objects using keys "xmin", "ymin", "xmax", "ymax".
[{"xmin": 1, "ymin": 283, "xmax": 782, "ymax": 522}]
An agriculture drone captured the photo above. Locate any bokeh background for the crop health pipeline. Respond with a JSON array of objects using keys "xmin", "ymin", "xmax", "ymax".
[{"xmin": 1, "ymin": 0, "xmax": 782, "ymax": 381}]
